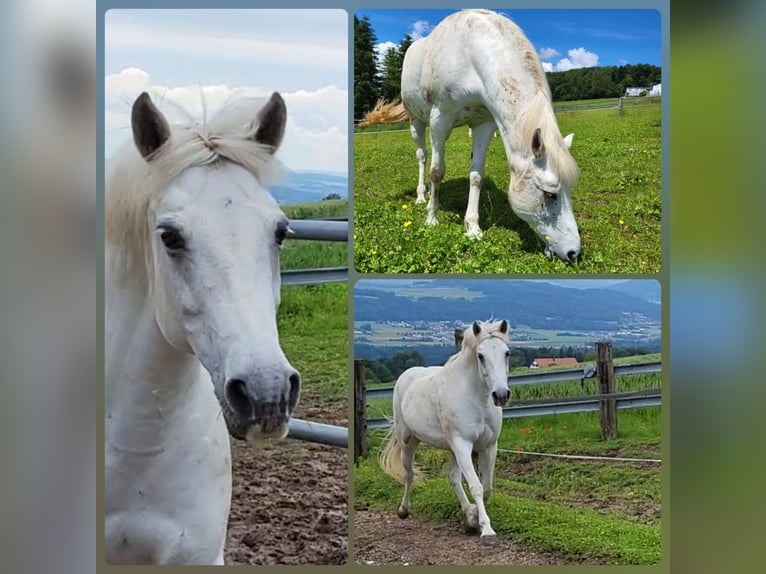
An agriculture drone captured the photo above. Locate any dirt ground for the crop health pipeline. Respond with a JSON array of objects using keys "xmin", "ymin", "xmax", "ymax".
[
  {"xmin": 224, "ymin": 398, "xmax": 348, "ymax": 565},
  {"xmin": 354, "ymin": 508, "xmax": 573, "ymax": 566}
]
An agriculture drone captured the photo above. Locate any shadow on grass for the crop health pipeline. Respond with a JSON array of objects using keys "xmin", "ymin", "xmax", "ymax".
[{"xmin": 422, "ymin": 176, "xmax": 543, "ymax": 255}]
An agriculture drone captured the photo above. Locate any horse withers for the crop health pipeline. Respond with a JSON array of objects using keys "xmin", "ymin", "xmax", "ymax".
[
  {"xmin": 379, "ymin": 319, "xmax": 510, "ymax": 545},
  {"xmin": 105, "ymin": 91, "xmax": 300, "ymax": 564},
  {"xmin": 361, "ymin": 9, "xmax": 582, "ymax": 262}
]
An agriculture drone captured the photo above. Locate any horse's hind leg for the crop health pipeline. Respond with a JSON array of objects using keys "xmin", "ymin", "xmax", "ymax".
[
  {"xmin": 464, "ymin": 121, "xmax": 495, "ymax": 239},
  {"xmin": 397, "ymin": 436, "xmax": 419, "ymax": 519},
  {"xmin": 449, "ymin": 452, "xmax": 479, "ymax": 533},
  {"xmin": 425, "ymin": 111, "xmax": 454, "ymax": 226},
  {"xmin": 409, "ymin": 119, "xmax": 427, "ymax": 204}
]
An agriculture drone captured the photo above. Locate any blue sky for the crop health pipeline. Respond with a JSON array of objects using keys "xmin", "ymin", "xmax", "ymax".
[
  {"xmin": 104, "ymin": 9, "xmax": 347, "ymax": 173},
  {"xmin": 359, "ymin": 9, "xmax": 661, "ymax": 72}
]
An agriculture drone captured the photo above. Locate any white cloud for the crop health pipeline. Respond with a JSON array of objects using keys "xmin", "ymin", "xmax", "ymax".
[
  {"xmin": 410, "ymin": 20, "xmax": 432, "ymax": 41},
  {"xmin": 105, "ymin": 23, "xmax": 346, "ymax": 72},
  {"xmin": 619, "ymin": 58, "xmax": 629, "ymax": 66},
  {"xmin": 105, "ymin": 68, "xmax": 347, "ymax": 173},
  {"xmin": 538, "ymin": 47, "xmax": 561, "ymax": 60},
  {"xmin": 374, "ymin": 41, "xmax": 398, "ymax": 66},
  {"xmin": 551, "ymin": 47, "xmax": 600, "ymax": 72},
  {"xmin": 542, "ymin": 62, "xmax": 553, "ymax": 73}
]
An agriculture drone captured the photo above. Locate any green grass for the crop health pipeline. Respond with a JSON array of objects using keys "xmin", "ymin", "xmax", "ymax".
[
  {"xmin": 276, "ymin": 199, "xmax": 348, "ymax": 405},
  {"xmin": 354, "ymin": 104, "xmax": 661, "ymax": 273},
  {"xmin": 356, "ymin": 354, "xmax": 662, "ymax": 564}
]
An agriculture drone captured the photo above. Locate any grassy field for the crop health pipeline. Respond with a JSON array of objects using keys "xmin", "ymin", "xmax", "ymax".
[
  {"xmin": 356, "ymin": 354, "xmax": 662, "ymax": 564},
  {"xmin": 275, "ymin": 200, "xmax": 348, "ymax": 405},
  {"xmin": 354, "ymin": 103, "xmax": 661, "ymax": 274}
]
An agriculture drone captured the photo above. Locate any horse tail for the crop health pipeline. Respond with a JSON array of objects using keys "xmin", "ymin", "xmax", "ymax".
[
  {"xmin": 378, "ymin": 422, "xmax": 425, "ymax": 485},
  {"xmin": 357, "ymin": 98, "xmax": 410, "ymax": 127}
]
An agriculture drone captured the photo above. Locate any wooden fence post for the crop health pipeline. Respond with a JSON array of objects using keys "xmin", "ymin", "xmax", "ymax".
[
  {"xmin": 353, "ymin": 360, "xmax": 367, "ymax": 462},
  {"xmin": 617, "ymin": 97, "xmax": 623, "ymax": 117},
  {"xmin": 596, "ymin": 341, "xmax": 618, "ymax": 439},
  {"xmin": 454, "ymin": 328, "xmax": 464, "ymax": 352}
]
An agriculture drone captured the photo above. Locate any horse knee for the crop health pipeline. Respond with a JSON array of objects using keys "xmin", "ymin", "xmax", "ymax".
[
  {"xmin": 469, "ymin": 172, "xmax": 482, "ymax": 188},
  {"xmin": 429, "ymin": 166, "xmax": 443, "ymax": 183}
]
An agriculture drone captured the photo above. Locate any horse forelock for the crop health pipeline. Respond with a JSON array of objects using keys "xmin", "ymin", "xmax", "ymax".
[
  {"xmin": 460, "ymin": 320, "xmax": 509, "ymax": 353},
  {"xmin": 519, "ymin": 91, "xmax": 579, "ymax": 188},
  {"xmin": 105, "ymin": 96, "xmax": 284, "ymax": 289}
]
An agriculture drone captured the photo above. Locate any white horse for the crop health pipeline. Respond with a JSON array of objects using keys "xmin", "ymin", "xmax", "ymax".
[
  {"xmin": 363, "ymin": 9, "xmax": 581, "ymax": 262},
  {"xmin": 379, "ymin": 319, "xmax": 510, "ymax": 545},
  {"xmin": 105, "ymin": 91, "xmax": 301, "ymax": 564}
]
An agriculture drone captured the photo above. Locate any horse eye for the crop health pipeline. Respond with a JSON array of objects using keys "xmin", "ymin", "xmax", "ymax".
[
  {"xmin": 477, "ymin": 353, "xmax": 485, "ymax": 362},
  {"xmin": 505, "ymin": 350, "xmax": 511, "ymax": 357},
  {"xmin": 159, "ymin": 228, "xmax": 185, "ymax": 252},
  {"xmin": 543, "ymin": 191, "xmax": 557, "ymax": 201}
]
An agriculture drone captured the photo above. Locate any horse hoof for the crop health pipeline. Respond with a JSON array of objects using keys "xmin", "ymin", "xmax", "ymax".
[
  {"xmin": 481, "ymin": 533, "xmax": 497, "ymax": 546},
  {"xmin": 415, "ymin": 197, "xmax": 426, "ymax": 204},
  {"xmin": 425, "ymin": 217, "xmax": 438, "ymax": 226},
  {"xmin": 397, "ymin": 508, "xmax": 409, "ymax": 519},
  {"xmin": 464, "ymin": 229, "xmax": 483, "ymax": 240}
]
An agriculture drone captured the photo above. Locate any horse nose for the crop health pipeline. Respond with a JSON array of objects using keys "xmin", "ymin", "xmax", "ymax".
[
  {"xmin": 224, "ymin": 368, "xmax": 301, "ymax": 423},
  {"xmin": 491, "ymin": 390, "xmax": 508, "ymax": 406},
  {"xmin": 566, "ymin": 249, "xmax": 580, "ymax": 263}
]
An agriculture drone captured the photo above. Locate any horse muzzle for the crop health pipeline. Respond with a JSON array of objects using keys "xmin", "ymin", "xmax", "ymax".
[
  {"xmin": 491, "ymin": 389, "xmax": 509, "ymax": 407},
  {"xmin": 222, "ymin": 370, "xmax": 301, "ymax": 442}
]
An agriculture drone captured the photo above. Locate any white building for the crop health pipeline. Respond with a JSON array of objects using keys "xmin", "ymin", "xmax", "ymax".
[{"xmin": 648, "ymin": 83, "xmax": 662, "ymax": 96}]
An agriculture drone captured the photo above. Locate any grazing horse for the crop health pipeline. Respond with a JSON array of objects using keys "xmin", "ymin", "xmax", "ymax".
[
  {"xmin": 379, "ymin": 320, "xmax": 510, "ymax": 545},
  {"xmin": 361, "ymin": 9, "xmax": 582, "ymax": 262},
  {"xmin": 105, "ymin": 91, "xmax": 301, "ymax": 564}
]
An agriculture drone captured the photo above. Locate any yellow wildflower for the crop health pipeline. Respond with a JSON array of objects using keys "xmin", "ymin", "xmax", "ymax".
[
  {"xmin": 402, "ymin": 204, "xmax": 408, "ymax": 209},
  {"xmin": 619, "ymin": 219, "xmax": 624, "ymax": 225},
  {"xmin": 403, "ymin": 221, "xmax": 412, "ymax": 228}
]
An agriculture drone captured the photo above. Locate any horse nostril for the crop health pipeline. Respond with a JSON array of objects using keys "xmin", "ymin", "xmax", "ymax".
[
  {"xmin": 567, "ymin": 250, "xmax": 578, "ymax": 263},
  {"xmin": 224, "ymin": 379, "xmax": 254, "ymax": 420}
]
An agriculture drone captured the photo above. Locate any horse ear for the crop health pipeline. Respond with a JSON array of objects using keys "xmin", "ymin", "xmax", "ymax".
[
  {"xmin": 131, "ymin": 92, "xmax": 170, "ymax": 160},
  {"xmin": 531, "ymin": 127, "xmax": 545, "ymax": 158},
  {"xmin": 563, "ymin": 133, "xmax": 574, "ymax": 149},
  {"xmin": 499, "ymin": 319, "xmax": 508, "ymax": 334},
  {"xmin": 254, "ymin": 91, "xmax": 287, "ymax": 153},
  {"xmin": 472, "ymin": 321, "xmax": 481, "ymax": 336}
]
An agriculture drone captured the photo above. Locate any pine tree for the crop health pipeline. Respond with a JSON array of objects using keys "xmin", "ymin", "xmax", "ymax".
[{"xmin": 354, "ymin": 15, "xmax": 381, "ymax": 118}]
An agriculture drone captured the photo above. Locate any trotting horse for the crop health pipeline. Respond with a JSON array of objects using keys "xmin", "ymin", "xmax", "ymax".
[
  {"xmin": 379, "ymin": 319, "xmax": 510, "ymax": 545},
  {"xmin": 105, "ymin": 91, "xmax": 301, "ymax": 564},
  {"xmin": 361, "ymin": 9, "xmax": 582, "ymax": 262}
]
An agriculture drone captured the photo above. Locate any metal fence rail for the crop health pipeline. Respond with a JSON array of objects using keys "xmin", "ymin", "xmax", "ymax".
[
  {"xmin": 366, "ymin": 391, "xmax": 661, "ymax": 430},
  {"xmin": 287, "ymin": 219, "xmax": 348, "ymax": 242},
  {"xmin": 365, "ymin": 361, "xmax": 661, "ymax": 399},
  {"xmin": 279, "ymin": 218, "xmax": 349, "ymax": 447}
]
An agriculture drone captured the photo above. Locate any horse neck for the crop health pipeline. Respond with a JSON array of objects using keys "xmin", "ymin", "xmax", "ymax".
[{"xmin": 106, "ymin": 250, "xmax": 205, "ymax": 420}]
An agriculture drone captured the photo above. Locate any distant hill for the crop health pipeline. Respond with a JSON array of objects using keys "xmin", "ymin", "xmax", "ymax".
[
  {"xmin": 354, "ymin": 279, "xmax": 660, "ymax": 331},
  {"xmin": 271, "ymin": 170, "xmax": 348, "ymax": 205}
]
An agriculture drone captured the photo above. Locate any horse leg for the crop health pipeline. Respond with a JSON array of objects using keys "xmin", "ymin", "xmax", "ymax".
[
  {"xmin": 425, "ymin": 112, "xmax": 453, "ymax": 226},
  {"xmin": 464, "ymin": 121, "xmax": 495, "ymax": 239},
  {"xmin": 450, "ymin": 437, "xmax": 497, "ymax": 545},
  {"xmin": 449, "ymin": 452, "xmax": 478, "ymax": 533},
  {"xmin": 397, "ymin": 436, "xmax": 419, "ymax": 519},
  {"xmin": 477, "ymin": 442, "xmax": 498, "ymax": 501},
  {"xmin": 409, "ymin": 119, "xmax": 427, "ymax": 204}
]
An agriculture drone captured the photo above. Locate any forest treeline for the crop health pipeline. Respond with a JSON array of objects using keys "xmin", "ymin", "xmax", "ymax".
[{"xmin": 354, "ymin": 14, "xmax": 661, "ymax": 118}]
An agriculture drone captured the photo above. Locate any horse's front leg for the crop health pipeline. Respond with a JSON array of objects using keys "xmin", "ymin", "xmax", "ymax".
[
  {"xmin": 449, "ymin": 452, "xmax": 478, "ymax": 533},
  {"xmin": 450, "ymin": 437, "xmax": 497, "ymax": 545},
  {"xmin": 477, "ymin": 441, "xmax": 498, "ymax": 501},
  {"xmin": 409, "ymin": 119, "xmax": 427, "ymax": 204},
  {"xmin": 464, "ymin": 121, "xmax": 495, "ymax": 239},
  {"xmin": 425, "ymin": 112, "xmax": 453, "ymax": 226}
]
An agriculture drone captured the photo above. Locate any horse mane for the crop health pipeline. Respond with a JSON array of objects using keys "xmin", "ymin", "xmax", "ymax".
[
  {"xmin": 105, "ymin": 95, "xmax": 284, "ymax": 287},
  {"xmin": 478, "ymin": 9, "xmax": 579, "ymax": 188},
  {"xmin": 519, "ymin": 91, "xmax": 579, "ymax": 188}
]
